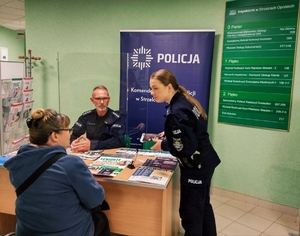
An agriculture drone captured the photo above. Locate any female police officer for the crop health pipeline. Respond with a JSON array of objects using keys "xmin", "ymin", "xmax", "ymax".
[{"xmin": 150, "ymin": 69, "xmax": 221, "ymax": 236}]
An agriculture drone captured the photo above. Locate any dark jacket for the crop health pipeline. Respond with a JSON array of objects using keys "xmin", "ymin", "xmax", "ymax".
[
  {"xmin": 161, "ymin": 92, "xmax": 221, "ymax": 181},
  {"xmin": 4, "ymin": 144, "xmax": 105, "ymax": 236},
  {"xmin": 71, "ymin": 108, "xmax": 126, "ymax": 150}
]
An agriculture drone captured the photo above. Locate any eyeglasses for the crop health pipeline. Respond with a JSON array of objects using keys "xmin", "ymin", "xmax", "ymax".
[
  {"xmin": 56, "ymin": 128, "xmax": 73, "ymax": 133},
  {"xmin": 92, "ymin": 97, "xmax": 109, "ymax": 101}
]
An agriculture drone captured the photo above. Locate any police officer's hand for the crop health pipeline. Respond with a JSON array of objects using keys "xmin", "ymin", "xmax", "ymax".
[
  {"xmin": 71, "ymin": 135, "xmax": 91, "ymax": 152},
  {"xmin": 157, "ymin": 131, "xmax": 165, "ymax": 138}
]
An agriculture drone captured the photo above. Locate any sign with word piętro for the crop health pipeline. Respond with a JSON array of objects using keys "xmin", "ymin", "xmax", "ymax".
[{"xmin": 218, "ymin": 0, "xmax": 299, "ymax": 131}]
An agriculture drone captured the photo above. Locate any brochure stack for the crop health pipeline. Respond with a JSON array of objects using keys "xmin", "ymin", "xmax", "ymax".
[
  {"xmin": 88, "ymin": 152, "xmax": 135, "ymax": 177},
  {"xmin": 128, "ymin": 155, "xmax": 178, "ymax": 185}
]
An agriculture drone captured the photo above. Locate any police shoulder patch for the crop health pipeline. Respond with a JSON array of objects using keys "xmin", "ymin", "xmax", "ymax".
[
  {"xmin": 75, "ymin": 121, "xmax": 82, "ymax": 127},
  {"xmin": 82, "ymin": 110, "xmax": 93, "ymax": 116},
  {"xmin": 111, "ymin": 111, "xmax": 121, "ymax": 119}
]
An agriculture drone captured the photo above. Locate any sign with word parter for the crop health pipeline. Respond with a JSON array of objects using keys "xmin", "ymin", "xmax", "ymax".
[{"xmin": 218, "ymin": 0, "xmax": 299, "ymax": 131}]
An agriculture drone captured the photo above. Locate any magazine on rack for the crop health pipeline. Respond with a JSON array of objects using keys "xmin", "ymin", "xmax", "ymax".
[{"xmin": 5, "ymin": 102, "xmax": 23, "ymax": 132}]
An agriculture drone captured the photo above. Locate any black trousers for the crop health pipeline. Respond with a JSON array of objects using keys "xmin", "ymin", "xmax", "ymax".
[{"xmin": 179, "ymin": 170, "xmax": 216, "ymax": 236}]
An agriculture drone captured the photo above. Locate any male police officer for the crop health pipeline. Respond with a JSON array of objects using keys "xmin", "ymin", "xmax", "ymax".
[{"xmin": 70, "ymin": 85, "xmax": 125, "ymax": 152}]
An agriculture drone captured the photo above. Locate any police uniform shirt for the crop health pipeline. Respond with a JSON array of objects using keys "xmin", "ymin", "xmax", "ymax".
[
  {"xmin": 161, "ymin": 92, "xmax": 221, "ymax": 184},
  {"xmin": 71, "ymin": 108, "xmax": 125, "ymax": 150}
]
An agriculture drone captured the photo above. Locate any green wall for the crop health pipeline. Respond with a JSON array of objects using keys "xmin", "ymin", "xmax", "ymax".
[
  {"xmin": 0, "ymin": 26, "xmax": 25, "ymax": 62},
  {"xmin": 24, "ymin": 0, "xmax": 300, "ymax": 209}
]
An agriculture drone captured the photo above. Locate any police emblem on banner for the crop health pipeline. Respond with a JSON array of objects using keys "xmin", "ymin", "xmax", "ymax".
[{"xmin": 120, "ymin": 30, "xmax": 215, "ymax": 148}]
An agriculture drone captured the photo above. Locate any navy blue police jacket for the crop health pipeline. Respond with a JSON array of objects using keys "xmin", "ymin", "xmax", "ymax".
[
  {"xmin": 161, "ymin": 92, "xmax": 221, "ymax": 181},
  {"xmin": 70, "ymin": 108, "xmax": 126, "ymax": 150}
]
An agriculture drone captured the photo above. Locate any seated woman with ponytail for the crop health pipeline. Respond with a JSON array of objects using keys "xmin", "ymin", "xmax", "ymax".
[{"xmin": 4, "ymin": 108, "xmax": 110, "ymax": 236}]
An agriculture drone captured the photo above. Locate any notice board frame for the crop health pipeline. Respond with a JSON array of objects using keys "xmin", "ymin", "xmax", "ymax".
[{"xmin": 218, "ymin": 0, "xmax": 299, "ymax": 131}]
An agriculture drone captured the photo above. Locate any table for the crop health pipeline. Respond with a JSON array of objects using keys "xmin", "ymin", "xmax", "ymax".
[
  {"xmin": 0, "ymin": 149, "xmax": 180, "ymax": 235},
  {"xmin": 0, "ymin": 167, "xmax": 17, "ymax": 234}
]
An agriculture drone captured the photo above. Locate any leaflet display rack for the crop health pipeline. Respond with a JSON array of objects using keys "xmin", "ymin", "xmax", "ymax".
[{"xmin": 0, "ymin": 61, "xmax": 33, "ymax": 155}]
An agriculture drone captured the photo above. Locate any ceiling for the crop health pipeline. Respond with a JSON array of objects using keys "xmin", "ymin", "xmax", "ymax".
[{"xmin": 0, "ymin": 0, "xmax": 25, "ymax": 31}]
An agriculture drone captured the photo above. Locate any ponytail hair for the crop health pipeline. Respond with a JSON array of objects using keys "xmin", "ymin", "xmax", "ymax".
[
  {"xmin": 27, "ymin": 108, "xmax": 70, "ymax": 145},
  {"xmin": 177, "ymin": 85, "xmax": 207, "ymax": 120}
]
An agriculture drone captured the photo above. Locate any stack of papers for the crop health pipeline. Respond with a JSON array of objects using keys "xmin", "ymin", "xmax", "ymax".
[
  {"xmin": 79, "ymin": 150, "xmax": 103, "ymax": 161},
  {"xmin": 128, "ymin": 156, "xmax": 178, "ymax": 185},
  {"xmin": 88, "ymin": 152, "xmax": 134, "ymax": 176}
]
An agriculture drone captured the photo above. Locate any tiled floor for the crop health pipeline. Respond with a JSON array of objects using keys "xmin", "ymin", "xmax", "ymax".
[{"xmin": 178, "ymin": 193, "xmax": 299, "ymax": 236}]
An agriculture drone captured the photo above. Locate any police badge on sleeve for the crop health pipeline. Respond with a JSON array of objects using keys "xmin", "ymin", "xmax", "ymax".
[{"xmin": 173, "ymin": 137, "xmax": 183, "ymax": 151}]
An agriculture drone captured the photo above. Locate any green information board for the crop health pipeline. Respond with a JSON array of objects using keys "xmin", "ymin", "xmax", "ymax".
[{"xmin": 218, "ymin": 0, "xmax": 299, "ymax": 131}]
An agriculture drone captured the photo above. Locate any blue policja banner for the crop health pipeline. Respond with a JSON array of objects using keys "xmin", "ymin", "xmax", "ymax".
[{"xmin": 120, "ymin": 30, "xmax": 215, "ymax": 148}]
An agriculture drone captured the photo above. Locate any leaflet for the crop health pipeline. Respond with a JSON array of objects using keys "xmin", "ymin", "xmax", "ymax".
[
  {"xmin": 78, "ymin": 150, "xmax": 103, "ymax": 161},
  {"xmin": 142, "ymin": 156, "xmax": 178, "ymax": 171},
  {"xmin": 128, "ymin": 156, "xmax": 178, "ymax": 185},
  {"xmin": 89, "ymin": 165, "xmax": 125, "ymax": 177},
  {"xmin": 128, "ymin": 166, "xmax": 170, "ymax": 185},
  {"xmin": 92, "ymin": 155, "xmax": 133, "ymax": 167},
  {"xmin": 88, "ymin": 152, "xmax": 134, "ymax": 176}
]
